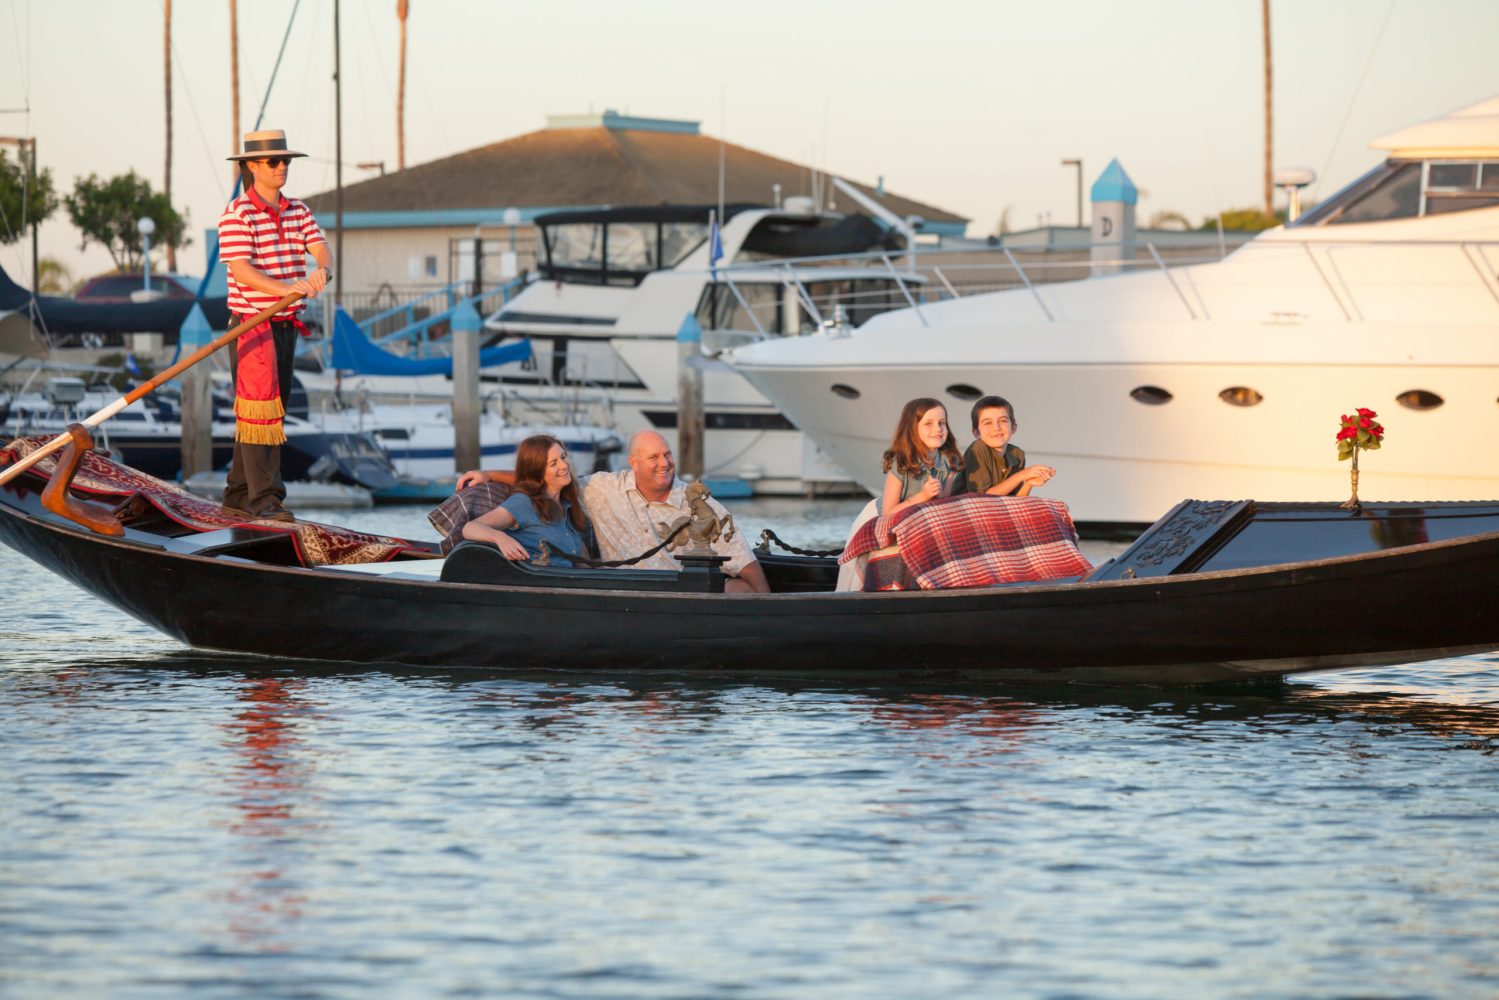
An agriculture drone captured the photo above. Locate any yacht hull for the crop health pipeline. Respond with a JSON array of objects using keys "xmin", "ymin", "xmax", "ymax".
[{"xmin": 735, "ymin": 331, "xmax": 1499, "ymax": 527}]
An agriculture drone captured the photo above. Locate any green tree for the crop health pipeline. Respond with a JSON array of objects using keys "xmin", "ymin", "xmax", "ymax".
[
  {"xmin": 65, "ymin": 171, "xmax": 190, "ymax": 271},
  {"xmin": 1198, "ymin": 207, "xmax": 1286, "ymax": 233},
  {"xmin": 1146, "ymin": 209, "xmax": 1193, "ymax": 231},
  {"xmin": 0, "ymin": 147, "xmax": 59, "ymax": 245}
]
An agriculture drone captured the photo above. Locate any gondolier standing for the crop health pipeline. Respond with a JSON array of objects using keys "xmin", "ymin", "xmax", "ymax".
[{"xmin": 219, "ymin": 130, "xmax": 332, "ymax": 521}]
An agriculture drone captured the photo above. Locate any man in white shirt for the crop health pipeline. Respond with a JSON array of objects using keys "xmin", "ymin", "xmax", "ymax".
[{"xmin": 456, "ymin": 430, "xmax": 771, "ymax": 594}]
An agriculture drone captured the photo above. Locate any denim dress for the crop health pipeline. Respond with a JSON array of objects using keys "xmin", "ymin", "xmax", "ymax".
[{"xmin": 499, "ymin": 494, "xmax": 588, "ymax": 566}]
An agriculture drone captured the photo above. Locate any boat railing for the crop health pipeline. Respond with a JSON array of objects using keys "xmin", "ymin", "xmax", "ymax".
[
  {"xmin": 486, "ymin": 379, "xmax": 616, "ymax": 430},
  {"xmin": 300, "ymin": 277, "xmax": 525, "ymax": 368},
  {"xmin": 711, "ymin": 236, "xmax": 1499, "ymax": 333},
  {"xmin": 710, "ymin": 239, "xmax": 1233, "ymax": 335}
]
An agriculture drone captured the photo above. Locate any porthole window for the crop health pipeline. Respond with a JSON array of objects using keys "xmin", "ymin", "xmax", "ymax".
[
  {"xmin": 830, "ymin": 383, "xmax": 861, "ymax": 400},
  {"xmin": 1129, "ymin": 386, "xmax": 1173, "ymax": 406},
  {"xmin": 1219, "ymin": 386, "xmax": 1264, "ymax": 407},
  {"xmin": 945, "ymin": 383, "xmax": 983, "ymax": 401},
  {"xmin": 1397, "ymin": 389, "xmax": 1443, "ymax": 411}
]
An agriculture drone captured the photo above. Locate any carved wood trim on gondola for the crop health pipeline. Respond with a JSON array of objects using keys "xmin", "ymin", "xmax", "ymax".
[
  {"xmin": 39, "ymin": 424, "xmax": 125, "ymax": 537},
  {"xmin": 1087, "ymin": 499, "xmax": 1251, "ymax": 581}
]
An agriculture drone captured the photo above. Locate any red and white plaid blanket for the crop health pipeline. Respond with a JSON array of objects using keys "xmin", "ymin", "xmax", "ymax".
[
  {"xmin": 1, "ymin": 436, "xmax": 424, "ymax": 567},
  {"xmin": 840, "ymin": 494, "xmax": 1092, "ymax": 590}
]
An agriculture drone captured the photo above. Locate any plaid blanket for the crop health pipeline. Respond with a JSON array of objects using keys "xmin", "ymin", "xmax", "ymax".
[
  {"xmin": 1, "ymin": 436, "xmax": 425, "ymax": 567},
  {"xmin": 427, "ymin": 482, "xmax": 514, "ymax": 554},
  {"xmin": 840, "ymin": 494, "xmax": 1092, "ymax": 590}
]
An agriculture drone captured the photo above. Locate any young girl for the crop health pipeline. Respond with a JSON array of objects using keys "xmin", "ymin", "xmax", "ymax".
[
  {"xmin": 880, "ymin": 397, "xmax": 962, "ymax": 516},
  {"xmin": 460, "ymin": 434, "xmax": 592, "ymax": 565}
]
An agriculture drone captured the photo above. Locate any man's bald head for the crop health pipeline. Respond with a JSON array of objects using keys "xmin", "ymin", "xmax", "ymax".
[
  {"xmin": 629, "ymin": 430, "xmax": 670, "ymax": 458},
  {"xmin": 628, "ymin": 430, "xmax": 676, "ymax": 501}
]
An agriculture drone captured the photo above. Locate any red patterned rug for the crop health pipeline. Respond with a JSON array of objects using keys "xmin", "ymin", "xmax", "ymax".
[{"xmin": 2, "ymin": 436, "xmax": 424, "ymax": 567}]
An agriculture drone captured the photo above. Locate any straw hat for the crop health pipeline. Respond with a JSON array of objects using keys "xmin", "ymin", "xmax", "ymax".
[{"xmin": 227, "ymin": 129, "xmax": 308, "ymax": 162}]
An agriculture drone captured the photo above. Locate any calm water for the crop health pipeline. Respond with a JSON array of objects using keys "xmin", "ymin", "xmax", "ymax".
[{"xmin": 2, "ymin": 500, "xmax": 1497, "ymax": 998}]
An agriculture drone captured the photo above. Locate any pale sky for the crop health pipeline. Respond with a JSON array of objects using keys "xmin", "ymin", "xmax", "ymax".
[{"xmin": 2, "ymin": 0, "xmax": 1496, "ymax": 286}]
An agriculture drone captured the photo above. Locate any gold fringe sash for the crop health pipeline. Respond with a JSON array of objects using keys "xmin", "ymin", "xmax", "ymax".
[
  {"xmin": 234, "ymin": 414, "xmax": 288, "ymax": 446},
  {"xmin": 233, "ymin": 318, "xmax": 288, "ymax": 446}
]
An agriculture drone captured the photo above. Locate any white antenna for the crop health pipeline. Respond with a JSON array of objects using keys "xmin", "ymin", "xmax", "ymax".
[
  {"xmin": 717, "ymin": 85, "xmax": 726, "ymax": 227},
  {"xmin": 822, "ymin": 99, "xmax": 831, "ymax": 210},
  {"xmin": 810, "ymin": 144, "xmax": 820, "ymax": 213}
]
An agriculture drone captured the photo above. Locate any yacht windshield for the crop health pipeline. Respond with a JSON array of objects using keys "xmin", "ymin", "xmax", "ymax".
[
  {"xmin": 661, "ymin": 223, "xmax": 708, "ymax": 267},
  {"xmin": 606, "ymin": 222, "xmax": 658, "ymax": 272},
  {"xmin": 548, "ymin": 223, "xmax": 604, "ymax": 270},
  {"xmin": 536, "ymin": 210, "xmax": 716, "ymax": 286},
  {"xmin": 694, "ymin": 277, "xmax": 917, "ymax": 334},
  {"xmin": 1294, "ymin": 159, "xmax": 1499, "ymax": 226},
  {"xmin": 1425, "ymin": 160, "xmax": 1499, "ymax": 215}
]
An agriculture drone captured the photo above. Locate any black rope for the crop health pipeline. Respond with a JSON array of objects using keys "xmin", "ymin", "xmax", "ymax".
[
  {"xmin": 754, "ymin": 529, "xmax": 843, "ymax": 559},
  {"xmin": 537, "ymin": 520, "xmax": 691, "ymax": 569}
]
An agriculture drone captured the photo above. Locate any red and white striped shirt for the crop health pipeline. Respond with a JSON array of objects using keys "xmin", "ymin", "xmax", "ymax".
[{"xmin": 218, "ymin": 187, "xmax": 327, "ymax": 320}]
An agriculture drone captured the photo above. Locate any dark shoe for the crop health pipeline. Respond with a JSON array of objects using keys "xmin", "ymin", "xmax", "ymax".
[
  {"xmin": 219, "ymin": 503, "xmax": 254, "ymax": 520},
  {"xmin": 253, "ymin": 502, "xmax": 296, "ymax": 523}
]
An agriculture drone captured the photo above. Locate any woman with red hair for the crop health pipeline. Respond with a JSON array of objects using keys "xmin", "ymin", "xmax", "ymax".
[{"xmin": 460, "ymin": 435, "xmax": 592, "ymax": 565}]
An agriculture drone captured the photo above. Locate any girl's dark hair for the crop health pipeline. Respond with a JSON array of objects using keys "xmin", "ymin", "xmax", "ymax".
[
  {"xmin": 970, "ymin": 395, "xmax": 1017, "ymax": 433},
  {"xmin": 511, "ymin": 434, "xmax": 588, "ymax": 531},
  {"xmin": 881, "ymin": 397, "xmax": 961, "ymax": 476},
  {"xmin": 239, "ymin": 164, "xmax": 255, "ymax": 191}
]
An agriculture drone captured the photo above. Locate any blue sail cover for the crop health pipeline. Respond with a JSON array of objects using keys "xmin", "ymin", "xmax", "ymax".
[
  {"xmin": 330, "ymin": 308, "xmax": 531, "ymax": 376},
  {"xmin": 0, "ymin": 263, "xmax": 233, "ymax": 335}
]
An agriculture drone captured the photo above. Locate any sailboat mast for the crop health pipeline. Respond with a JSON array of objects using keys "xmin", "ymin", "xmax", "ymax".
[
  {"xmin": 229, "ymin": 0, "xmax": 240, "ymax": 184},
  {"xmin": 164, "ymin": 0, "xmax": 175, "ymax": 271},
  {"xmin": 1262, "ymin": 0, "xmax": 1273, "ymax": 217},
  {"xmin": 334, "ymin": 0, "xmax": 343, "ymax": 305},
  {"xmin": 397, "ymin": 0, "xmax": 408, "ymax": 171}
]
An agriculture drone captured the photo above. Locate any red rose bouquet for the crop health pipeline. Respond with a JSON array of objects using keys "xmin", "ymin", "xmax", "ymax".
[{"xmin": 1336, "ymin": 408, "xmax": 1384, "ymax": 510}]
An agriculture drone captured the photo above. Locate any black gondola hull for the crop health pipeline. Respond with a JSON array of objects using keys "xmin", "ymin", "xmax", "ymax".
[{"xmin": 3, "ymin": 482, "xmax": 1498, "ymax": 684}]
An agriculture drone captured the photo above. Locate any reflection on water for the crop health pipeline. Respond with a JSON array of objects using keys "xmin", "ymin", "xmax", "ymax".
[
  {"xmin": 2, "ymin": 520, "xmax": 1498, "ymax": 997},
  {"xmin": 861, "ymin": 694, "xmax": 1038, "ymax": 756},
  {"xmin": 221, "ymin": 677, "xmax": 315, "ymax": 948},
  {"xmin": 1, "ymin": 654, "xmax": 1497, "ymax": 997}
]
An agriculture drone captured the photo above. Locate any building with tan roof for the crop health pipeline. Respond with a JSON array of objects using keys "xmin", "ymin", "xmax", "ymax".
[{"xmin": 304, "ymin": 111, "xmax": 967, "ymax": 303}]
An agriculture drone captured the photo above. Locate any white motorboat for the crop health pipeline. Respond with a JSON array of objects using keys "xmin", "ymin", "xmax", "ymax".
[
  {"xmin": 2, "ymin": 374, "xmax": 400, "ymax": 490},
  {"xmin": 290, "ymin": 312, "xmax": 625, "ymax": 481},
  {"xmin": 727, "ymin": 96, "xmax": 1499, "ymax": 528},
  {"xmin": 477, "ymin": 204, "xmax": 922, "ymax": 495},
  {"xmin": 309, "ymin": 396, "xmax": 624, "ymax": 480}
]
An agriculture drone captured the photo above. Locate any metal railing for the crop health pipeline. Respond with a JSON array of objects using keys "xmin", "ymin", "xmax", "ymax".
[
  {"xmin": 300, "ymin": 276, "xmax": 526, "ymax": 368},
  {"xmin": 706, "ymin": 239, "xmax": 1238, "ymax": 337},
  {"xmin": 707, "ymin": 236, "xmax": 1499, "ymax": 337},
  {"xmin": 363, "ymin": 278, "xmax": 522, "ymax": 354}
]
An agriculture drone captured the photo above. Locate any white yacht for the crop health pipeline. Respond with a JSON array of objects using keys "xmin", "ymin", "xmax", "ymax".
[
  {"xmin": 481, "ymin": 203, "xmax": 922, "ymax": 494},
  {"xmin": 728, "ymin": 97, "xmax": 1499, "ymax": 528}
]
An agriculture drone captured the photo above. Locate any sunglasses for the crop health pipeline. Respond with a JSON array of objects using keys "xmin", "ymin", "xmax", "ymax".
[{"xmin": 253, "ymin": 157, "xmax": 291, "ymax": 167}]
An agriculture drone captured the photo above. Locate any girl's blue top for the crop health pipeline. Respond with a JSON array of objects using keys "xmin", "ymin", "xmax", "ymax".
[{"xmin": 500, "ymin": 493, "xmax": 587, "ymax": 566}]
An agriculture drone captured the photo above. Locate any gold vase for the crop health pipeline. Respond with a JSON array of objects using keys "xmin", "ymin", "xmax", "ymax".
[{"xmin": 1340, "ymin": 450, "xmax": 1361, "ymax": 511}]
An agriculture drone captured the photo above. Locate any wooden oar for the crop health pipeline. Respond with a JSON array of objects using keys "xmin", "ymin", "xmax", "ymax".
[{"xmin": 0, "ymin": 291, "xmax": 305, "ymax": 487}]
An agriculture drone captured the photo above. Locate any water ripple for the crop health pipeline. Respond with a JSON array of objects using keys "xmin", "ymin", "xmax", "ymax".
[{"xmin": 3, "ymin": 520, "xmax": 1499, "ymax": 997}]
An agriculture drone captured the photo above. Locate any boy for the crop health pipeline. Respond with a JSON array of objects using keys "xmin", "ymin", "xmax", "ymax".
[{"xmin": 951, "ymin": 395, "xmax": 1056, "ymax": 497}]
